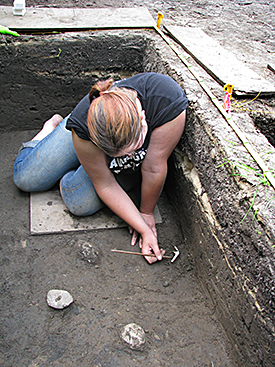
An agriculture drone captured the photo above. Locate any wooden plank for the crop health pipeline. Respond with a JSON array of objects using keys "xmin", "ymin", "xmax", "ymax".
[
  {"xmin": 165, "ymin": 25, "xmax": 275, "ymax": 97},
  {"xmin": 0, "ymin": 6, "xmax": 155, "ymax": 31},
  {"xmin": 30, "ymin": 189, "xmax": 162, "ymax": 235}
]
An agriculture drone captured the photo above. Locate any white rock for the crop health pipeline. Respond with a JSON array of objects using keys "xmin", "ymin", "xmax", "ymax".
[
  {"xmin": 47, "ymin": 289, "xmax": 73, "ymax": 309},
  {"xmin": 121, "ymin": 323, "xmax": 145, "ymax": 350}
]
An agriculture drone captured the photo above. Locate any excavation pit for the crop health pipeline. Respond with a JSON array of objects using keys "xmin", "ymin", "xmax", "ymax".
[{"xmin": 1, "ymin": 29, "xmax": 274, "ymax": 366}]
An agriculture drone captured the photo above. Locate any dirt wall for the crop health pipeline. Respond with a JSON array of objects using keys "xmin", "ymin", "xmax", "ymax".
[
  {"xmin": 147, "ymin": 31, "xmax": 275, "ymax": 366},
  {"xmin": 0, "ymin": 31, "xmax": 147, "ymax": 131}
]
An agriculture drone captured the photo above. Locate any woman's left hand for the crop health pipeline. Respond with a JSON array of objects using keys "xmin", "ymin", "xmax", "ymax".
[
  {"xmin": 129, "ymin": 212, "xmax": 156, "ymax": 248},
  {"xmin": 129, "ymin": 212, "xmax": 164, "ymax": 263},
  {"xmin": 140, "ymin": 212, "xmax": 157, "ymax": 241}
]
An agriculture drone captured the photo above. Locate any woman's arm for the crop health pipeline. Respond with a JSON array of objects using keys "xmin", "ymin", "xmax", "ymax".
[
  {"xmin": 72, "ymin": 129, "xmax": 163, "ymax": 263},
  {"xmin": 140, "ymin": 110, "xmax": 187, "ymax": 229}
]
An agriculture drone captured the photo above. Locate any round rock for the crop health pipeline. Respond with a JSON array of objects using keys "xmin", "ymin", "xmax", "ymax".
[
  {"xmin": 121, "ymin": 323, "xmax": 145, "ymax": 350},
  {"xmin": 47, "ymin": 289, "xmax": 74, "ymax": 309}
]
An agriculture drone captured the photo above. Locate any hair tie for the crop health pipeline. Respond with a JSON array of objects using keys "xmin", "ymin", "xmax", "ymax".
[
  {"xmin": 90, "ymin": 90, "xmax": 100, "ymax": 103},
  {"xmin": 93, "ymin": 90, "xmax": 100, "ymax": 99}
]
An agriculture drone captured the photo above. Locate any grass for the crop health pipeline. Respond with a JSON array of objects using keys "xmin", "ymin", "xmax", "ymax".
[{"xmin": 217, "ymin": 143, "xmax": 275, "ymax": 225}]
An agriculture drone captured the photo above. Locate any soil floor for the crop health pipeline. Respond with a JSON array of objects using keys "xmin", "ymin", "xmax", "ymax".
[
  {"xmin": 0, "ymin": 1, "xmax": 274, "ymax": 366},
  {"xmin": 1, "ymin": 131, "xmax": 237, "ymax": 366}
]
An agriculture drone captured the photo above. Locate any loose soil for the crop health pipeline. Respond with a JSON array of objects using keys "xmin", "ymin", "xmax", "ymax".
[{"xmin": 0, "ymin": 130, "xmax": 237, "ymax": 366}]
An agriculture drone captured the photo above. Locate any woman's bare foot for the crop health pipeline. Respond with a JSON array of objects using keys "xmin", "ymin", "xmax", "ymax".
[{"xmin": 31, "ymin": 114, "xmax": 64, "ymax": 141}]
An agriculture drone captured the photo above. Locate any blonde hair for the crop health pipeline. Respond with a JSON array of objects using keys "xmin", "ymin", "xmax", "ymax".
[{"xmin": 87, "ymin": 78, "xmax": 142, "ymax": 156}]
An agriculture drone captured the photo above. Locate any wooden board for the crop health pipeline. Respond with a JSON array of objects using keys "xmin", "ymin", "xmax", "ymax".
[
  {"xmin": 165, "ymin": 25, "xmax": 275, "ymax": 97},
  {"xmin": 30, "ymin": 189, "xmax": 162, "ymax": 235},
  {"xmin": 0, "ymin": 6, "xmax": 155, "ymax": 31}
]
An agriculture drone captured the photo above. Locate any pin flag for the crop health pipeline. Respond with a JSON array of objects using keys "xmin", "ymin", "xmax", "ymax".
[
  {"xmin": 223, "ymin": 84, "xmax": 233, "ymax": 113},
  {"xmin": 156, "ymin": 12, "xmax": 164, "ymax": 29}
]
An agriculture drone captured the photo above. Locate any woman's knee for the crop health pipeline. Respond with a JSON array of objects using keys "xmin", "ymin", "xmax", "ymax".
[
  {"xmin": 13, "ymin": 171, "xmax": 31, "ymax": 192},
  {"xmin": 13, "ymin": 171, "xmax": 54, "ymax": 192},
  {"xmin": 13, "ymin": 160, "xmax": 43, "ymax": 192},
  {"xmin": 13, "ymin": 158, "xmax": 57, "ymax": 192},
  {"xmin": 60, "ymin": 170, "xmax": 104, "ymax": 216}
]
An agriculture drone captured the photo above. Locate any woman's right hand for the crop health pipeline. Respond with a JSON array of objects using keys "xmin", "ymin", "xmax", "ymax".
[
  {"xmin": 130, "ymin": 225, "xmax": 164, "ymax": 264},
  {"xmin": 140, "ymin": 228, "xmax": 165, "ymax": 264}
]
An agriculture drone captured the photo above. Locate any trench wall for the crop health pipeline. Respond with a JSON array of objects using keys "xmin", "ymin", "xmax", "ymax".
[
  {"xmin": 158, "ymin": 42, "xmax": 275, "ymax": 367},
  {"xmin": 1, "ymin": 30, "xmax": 274, "ymax": 366},
  {"xmin": 0, "ymin": 31, "xmax": 147, "ymax": 131}
]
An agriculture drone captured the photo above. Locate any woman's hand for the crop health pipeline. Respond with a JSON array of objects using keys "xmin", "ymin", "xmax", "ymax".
[
  {"xmin": 129, "ymin": 212, "xmax": 164, "ymax": 264},
  {"xmin": 140, "ymin": 212, "xmax": 157, "ymax": 237},
  {"xmin": 140, "ymin": 228, "xmax": 165, "ymax": 264},
  {"xmin": 129, "ymin": 212, "xmax": 156, "ymax": 247}
]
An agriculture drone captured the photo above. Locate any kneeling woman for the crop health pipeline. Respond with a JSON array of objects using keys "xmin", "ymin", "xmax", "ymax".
[{"xmin": 13, "ymin": 72, "xmax": 189, "ymax": 263}]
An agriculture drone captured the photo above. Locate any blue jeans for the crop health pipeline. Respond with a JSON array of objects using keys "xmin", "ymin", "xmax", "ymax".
[{"xmin": 13, "ymin": 117, "xmax": 141, "ymax": 216}]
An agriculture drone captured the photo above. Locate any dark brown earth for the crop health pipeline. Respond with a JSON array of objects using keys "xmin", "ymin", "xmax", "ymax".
[
  {"xmin": 0, "ymin": 130, "xmax": 237, "ymax": 367},
  {"xmin": 0, "ymin": 1, "xmax": 274, "ymax": 367}
]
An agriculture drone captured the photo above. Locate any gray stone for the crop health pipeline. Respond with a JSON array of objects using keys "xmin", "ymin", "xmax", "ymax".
[
  {"xmin": 46, "ymin": 289, "xmax": 74, "ymax": 309},
  {"xmin": 121, "ymin": 323, "xmax": 145, "ymax": 350}
]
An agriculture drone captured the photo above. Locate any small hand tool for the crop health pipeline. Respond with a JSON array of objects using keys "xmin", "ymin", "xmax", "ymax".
[{"xmin": 111, "ymin": 246, "xmax": 180, "ymax": 263}]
